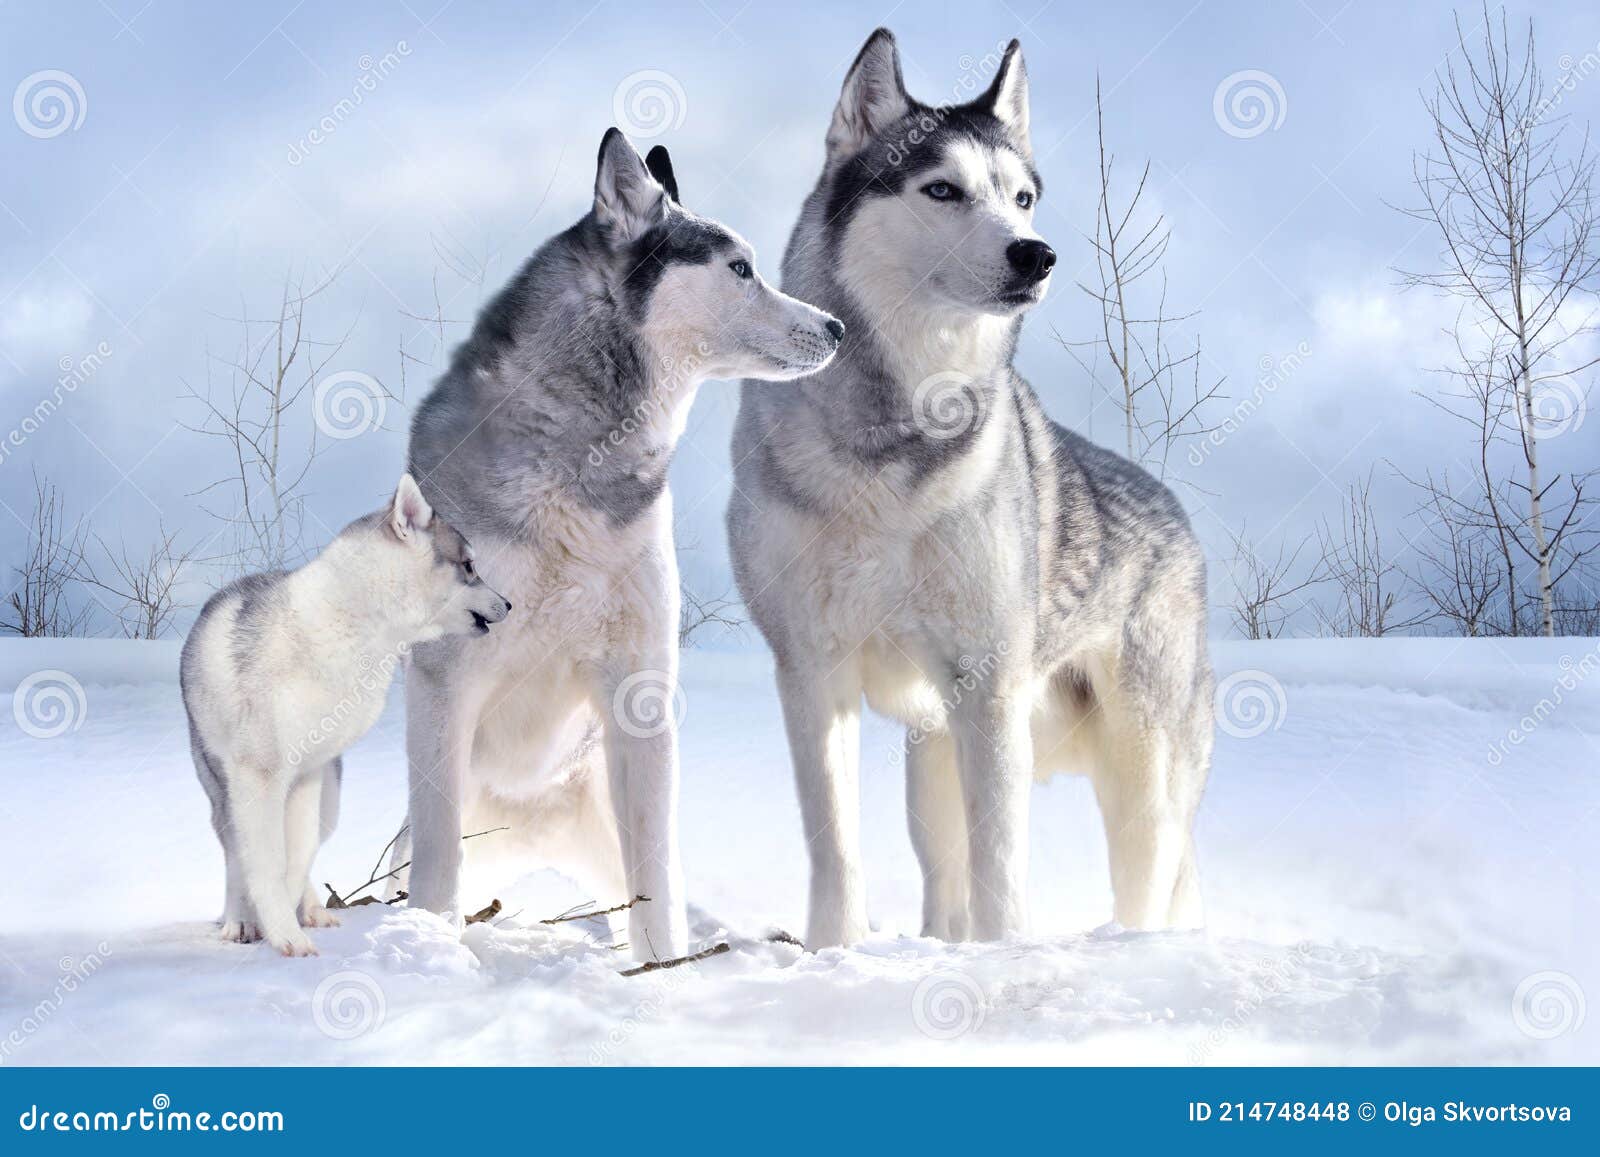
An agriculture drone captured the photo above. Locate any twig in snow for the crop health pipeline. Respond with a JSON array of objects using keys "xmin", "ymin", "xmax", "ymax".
[
  {"xmin": 621, "ymin": 941, "xmax": 730, "ymax": 977},
  {"xmin": 540, "ymin": 895, "xmax": 650, "ymax": 925},
  {"xmin": 325, "ymin": 826, "xmax": 509, "ymax": 909}
]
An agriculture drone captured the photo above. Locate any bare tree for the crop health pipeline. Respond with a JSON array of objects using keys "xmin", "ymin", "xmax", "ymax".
[
  {"xmin": 673, "ymin": 519, "xmax": 744, "ymax": 648},
  {"xmin": 678, "ymin": 582, "xmax": 742, "ymax": 648},
  {"xmin": 1060, "ymin": 79, "xmax": 1226, "ymax": 485},
  {"xmin": 1405, "ymin": 471, "xmax": 1506, "ymax": 636},
  {"xmin": 1400, "ymin": 6, "xmax": 1600, "ymax": 636},
  {"xmin": 1552, "ymin": 566, "xmax": 1600, "ymax": 635},
  {"xmin": 182, "ymin": 268, "xmax": 371, "ymax": 576},
  {"xmin": 80, "ymin": 526, "xmax": 196, "ymax": 640},
  {"xmin": 1317, "ymin": 472, "xmax": 1427, "ymax": 638},
  {"xmin": 2, "ymin": 472, "xmax": 90, "ymax": 637},
  {"xmin": 1224, "ymin": 527, "xmax": 1323, "ymax": 640}
]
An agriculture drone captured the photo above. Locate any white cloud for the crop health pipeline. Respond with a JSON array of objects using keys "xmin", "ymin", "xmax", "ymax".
[{"xmin": 0, "ymin": 285, "xmax": 95, "ymax": 374}]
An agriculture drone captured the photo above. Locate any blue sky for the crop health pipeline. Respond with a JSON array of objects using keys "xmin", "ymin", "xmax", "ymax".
[{"xmin": 3, "ymin": 1, "xmax": 1598, "ymax": 634}]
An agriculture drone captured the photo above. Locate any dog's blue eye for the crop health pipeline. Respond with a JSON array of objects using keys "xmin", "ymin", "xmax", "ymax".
[
  {"xmin": 923, "ymin": 181, "xmax": 962, "ymax": 202},
  {"xmin": 1016, "ymin": 190, "xmax": 1035, "ymax": 209},
  {"xmin": 729, "ymin": 260, "xmax": 752, "ymax": 279}
]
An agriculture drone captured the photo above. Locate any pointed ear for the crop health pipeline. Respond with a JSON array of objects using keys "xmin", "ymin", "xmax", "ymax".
[
  {"xmin": 644, "ymin": 145, "xmax": 680, "ymax": 203},
  {"xmin": 980, "ymin": 39, "xmax": 1030, "ymax": 143},
  {"xmin": 390, "ymin": 473, "xmax": 433, "ymax": 542},
  {"xmin": 594, "ymin": 127, "xmax": 667, "ymax": 243},
  {"xmin": 827, "ymin": 28, "xmax": 910, "ymax": 159}
]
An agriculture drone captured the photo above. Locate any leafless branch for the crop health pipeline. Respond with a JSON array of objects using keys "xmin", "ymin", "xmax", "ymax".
[{"xmin": 2, "ymin": 472, "xmax": 91, "ymax": 638}]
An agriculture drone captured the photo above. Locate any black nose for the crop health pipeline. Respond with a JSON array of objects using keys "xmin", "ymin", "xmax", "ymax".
[
  {"xmin": 503, "ymin": 600, "xmax": 513, "ymax": 613},
  {"xmin": 824, "ymin": 318, "xmax": 845, "ymax": 343},
  {"xmin": 1006, "ymin": 239, "xmax": 1057, "ymax": 282}
]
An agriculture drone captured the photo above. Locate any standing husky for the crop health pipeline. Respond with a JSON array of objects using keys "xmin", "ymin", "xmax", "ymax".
[
  {"xmin": 728, "ymin": 31, "xmax": 1214, "ymax": 948},
  {"xmin": 181, "ymin": 475, "xmax": 512, "ymax": 956},
  {"xmin": 395, "ymin": 129, "xmax": 842, "ymax": 961}
]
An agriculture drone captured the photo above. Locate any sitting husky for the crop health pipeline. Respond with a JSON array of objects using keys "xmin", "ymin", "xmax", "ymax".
[
  {"xmin": 728, "ymin": 31, "xmax": 1214, "ymax": 947},
  {"xmin": 181, "ymin": 475, "xmax": 511, "ymax": 955},
  {"xmin": 390, "ymin": 129, "xmax": 842, "ymax": 962}
]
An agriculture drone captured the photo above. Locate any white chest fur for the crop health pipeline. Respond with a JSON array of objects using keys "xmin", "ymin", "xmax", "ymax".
[{"xmin": 444, "ymin": 484, "xmax": 678, "ymax": 797}]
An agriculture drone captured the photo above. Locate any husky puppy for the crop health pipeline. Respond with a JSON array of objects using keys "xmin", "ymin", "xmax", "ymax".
[
  {"xmin": 181, "ymin": 475, "xmax": 511, "ymax": 956},
  {"xmin": 727, "ymin": 31, "xmax": 1214, "ymax": 947},
  {"xmin": 395, "ymin": 130, "xmax": 842, "ymax": 961}
]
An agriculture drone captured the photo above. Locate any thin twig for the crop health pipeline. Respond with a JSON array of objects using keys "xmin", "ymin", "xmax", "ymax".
[
  {"xmin": 540, "ymin": 895, "xmax": 650, "ymax": 925},
  {"xmin": 326, "ymin": 826, "xmax": 509, "ymax": 908},
  {"xmin": 620, "ymin": 942, "xmax": 730, "ymax": 977}
]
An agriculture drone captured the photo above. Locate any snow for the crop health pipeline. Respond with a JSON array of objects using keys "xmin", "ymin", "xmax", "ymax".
[{"xmin": 1, "ymin": 635, "xmax": 1595, "ymax": 1065}]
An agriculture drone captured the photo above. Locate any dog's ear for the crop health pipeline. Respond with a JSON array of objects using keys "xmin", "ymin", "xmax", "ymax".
[
  {"xmin": 390, "ymin": 473, "xmax": 433, "ymax": 542},
  {"xmin": 644, "ymin": 145, "xmax": 680, "ymax": 203},
  {"xmin": 979, "ymin": 39, "xmax": 1029, "ymax": 144},
  {"xmin": 594, "ymin": 127, "xmax": 667, "ymax": 243},
  {"xmin": 827, "ymin": 28, "xmax": 909, "ymax": 160}
]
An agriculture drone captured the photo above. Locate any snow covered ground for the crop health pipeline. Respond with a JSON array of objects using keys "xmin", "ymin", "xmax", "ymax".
[{"xmin": 1, "ymin": 635, "xmax": 1595, "ymax": 1065}]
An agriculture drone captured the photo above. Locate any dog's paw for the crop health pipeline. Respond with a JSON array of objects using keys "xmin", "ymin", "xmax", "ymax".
[
  {"xmin": 269, "ymin": 931, "xmax": 318, "ymax": 957},
  {"xmin": 298, "ymin": 903, "xmax": 340, "ymax": 929},
  {"xmin": 220, "ymin": 920, "xmax": 263, "ymax": 944}
]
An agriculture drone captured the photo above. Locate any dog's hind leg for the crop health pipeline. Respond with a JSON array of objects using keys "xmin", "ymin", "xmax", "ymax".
[
  {"xmin": 1088, "ymin": 638, "xmax": 1211, "ymax": 931},
  {"xmin": 192, "ymin": 730, "xmax": 258, "ymax": 941},
  {"xmin": 1167, "ymin": 690, "xmax": 1212, "ymax": 928},
  {"xmin": 227, "ymin": 767, "xmax": 313, "ymax": 955},
  {"xmin": 905, "ymin": 729, "xmax": 970, "ymax": 941},
  {"xmin": 285, "ymin": 759, "xmax": 341, "ymax": 929}
]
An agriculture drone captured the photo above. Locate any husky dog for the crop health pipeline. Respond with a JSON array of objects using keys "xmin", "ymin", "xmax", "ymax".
[
  {"xmin": 181, "ymin": 475, "xmax": 512, "ymax": 956},
  {"xmin": 394, "ymin": 129, "xmax": 842, "ymax": 961},
  {"xmin": 728, "ymin": 31, "xmax": 1214, "ymax": 948}
]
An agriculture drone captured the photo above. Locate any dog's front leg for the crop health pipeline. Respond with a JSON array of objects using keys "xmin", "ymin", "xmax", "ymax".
[
  {"xmin": 599, "ymin": 665, "xmax": 688, "ymax": 962},
  {"xmin": 775, "ymin": 658, "xmax": 867, "ymax": 949},
  {"xmin": 949, "ymin": 685, "xmax": 1032, "ymax": 940},
  {"xmin": 404, "ymin": 654, "xmax": 475, "ymax": 922}
]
